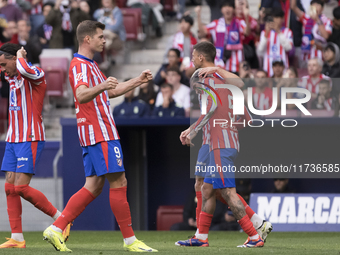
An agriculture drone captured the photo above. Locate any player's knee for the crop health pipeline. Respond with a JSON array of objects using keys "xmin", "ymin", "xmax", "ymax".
[
  {"xmin": 14, "ymin": 184, "xmax": 28, "ymax": 197},
  {"xmin": 201, "ymin": 183, "xmax": 214, "ymax": 199},
  {"xmin": 194, "ymin": 179, "xmax": 203, "ymax": 192},
  {"xmin": 119, "ymin": 176, "xmax": 127, "ymax": 187}
]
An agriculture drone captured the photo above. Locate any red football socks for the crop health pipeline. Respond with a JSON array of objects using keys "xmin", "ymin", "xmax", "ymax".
[
  {"xmin": 237, "ymin": 194, "xmax": 255, "ymax": 218},
  {"xmin": 5, "ymin": 183, "xmax": 22, "ymax": 233},
  {"xmin": 109, "ymin": 186, "xmax": 134, "ymax": 239},
  {"xmin": 238, "ymin": 215, "xmax": 258, "ymax": 237},
  {"xmin": 198, "ymin": 211, "xmax": 213, "ymax": 234},
  {"xmin": 54, "ymin": 187, "xmax": 95, "ymax": 230},
  {"xmin": 216, "ymin": 191, "xmax": 256, "ymax": 219},
  {"xmin": 15, "ymin": 184, "xmax": 57, "ymax": 217},
  {"xmin": 196, "ymin": 191, "xmax": 202, "ymax": 229}
]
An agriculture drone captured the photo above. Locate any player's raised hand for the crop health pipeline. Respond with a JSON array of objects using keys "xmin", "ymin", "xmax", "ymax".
[
  {"xmin": 195, "ymin": 6, "xmax": 201, "ymax": 15},
  {"xmin": 16, "ymin": 47, "xmax": 27, "ymax": 59},
  {"xmin": 198, "ymin": 66, "xmax": 219, "ymax": 78},
  {"xmin": 139, "ymin": 69, "xmax": 153, "ymax": 83}
]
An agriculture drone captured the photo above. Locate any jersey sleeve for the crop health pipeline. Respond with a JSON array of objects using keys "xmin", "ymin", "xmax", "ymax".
[
  {"xmin": 16, "ymin": 58, "xmax": 45, "ymax": 84},
  {"xmin": 71, "ymin": 61, "xmax": 91, "ymax": 90}
]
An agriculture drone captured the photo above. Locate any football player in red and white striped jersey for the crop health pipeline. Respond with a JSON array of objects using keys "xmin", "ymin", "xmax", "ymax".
[
  {"xmin": 176, "ymin": 42, "xmax": 272, "ymax": 248},
  {"xmin": 43, "ymin": 20, "xmax": 157, "ymax": 252},
  {"xmin": 0, "ymin": 44, "xmax": 66, "ymax": 249}
]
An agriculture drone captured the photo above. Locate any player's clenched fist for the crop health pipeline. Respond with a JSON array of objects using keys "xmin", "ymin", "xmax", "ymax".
[
  {"xmin": 139, "ymin": 69, "xmax": 153, "ymax": 83},
  {"xmin": 104, "ymin": 77, "xmax": 118, "ymax": 90}
]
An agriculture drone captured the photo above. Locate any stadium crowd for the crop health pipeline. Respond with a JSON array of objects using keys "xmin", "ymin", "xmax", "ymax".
[{"xmin": 0, "ymin": 0, "xmax": 340, "ymax": 121}]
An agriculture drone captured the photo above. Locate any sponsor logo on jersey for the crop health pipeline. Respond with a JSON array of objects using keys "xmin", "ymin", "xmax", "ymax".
[
  {"xmin": 9, "ymin": 106, "xmax": 21, "ymax": 111},
  {"xmin": 77, "ymin": 118, "xmax": 86, "ymax": 123}
]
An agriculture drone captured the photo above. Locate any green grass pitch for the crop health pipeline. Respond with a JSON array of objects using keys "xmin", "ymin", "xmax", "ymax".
[{"xmin": 0, "ymin": 231, "xmax": 339, "ymax": 255}]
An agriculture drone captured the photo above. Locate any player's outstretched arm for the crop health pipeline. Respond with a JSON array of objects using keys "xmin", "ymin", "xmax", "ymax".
[
  {"xmin": 198, "ymin": 67, "xmax": 244, "ymax": 88},
  {"xmin": 76, "ymin": 77, "xmax": 118, "ymax": 104},
  {"xmin": 108, "ymin": 69, "xmax": 153, "ymax": 98}
]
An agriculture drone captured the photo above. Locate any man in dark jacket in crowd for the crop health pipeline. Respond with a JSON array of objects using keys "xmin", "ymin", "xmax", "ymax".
[{"xmin": 322, "ymin": 43, "xmax": 340, "ymax": 78}]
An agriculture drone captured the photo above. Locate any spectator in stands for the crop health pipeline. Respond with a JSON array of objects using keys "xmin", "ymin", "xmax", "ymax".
[
  {"xmin": 0, "ymin": 20, "xmax": 19, "ymax": 46},
  {"xmin": 196, "ymin": 0, "xmax": 250, "ymax": 73},
  {"xmin": 166, "ymin": 15, "xmax": 197, "ymax": 62},
  {"xmin": 328, "ymin": 7, "xmax": 340, "ymax": 50},
  {"xmin": 17, "ymin": 20, "xmax": 42, "ymax": 64},
  {"xmin": 29, "ymin": 0, "xmax": 45, "ymax": 36},
  {"xmin": 276, "ymin": 67, "xmax": 300, "ymax": 109},
  {"xmin": 127, "ymin": 0, "xmax": 164, "ymax": 37},
  {"xmin": 272, "ymin": 59, "xmax": 284, "ymax": 79},
  {"xmin": 93, "ymin": 0, "xmax": 126, "ymax": 68},
  {"xmin": 244, "ymin": 69, "xmax": 273, "ymax": 110},
  {"xmin": 45, "ymin": 0, "xmax": 90, "ymax": 50},
  {"xmin": 113, "ymin": 87, "xmax": 150, "ymax": 118},
  {"xmin": 0, "ymin": 0, "xmax": 22, "ymax": 22},
  {"xmin": 291, "ymin": 0, "xmax": 332, "ymax": 62},
  {"xmin": 239, "ymin": 61, "xmax": 255, "ymax": 89},
  {"xmin": 257, "ymin": 8, "xmax": 293, "ymax": 77},
  {"xmin": 79, "ymin": 0, "xmax": 90, "ymax": 14},
  {"xmin": 154, "ymin": 48, "xmax": 189, "ymax": 86},
  {"xmin": 153, "ymin": 83, "xmax": 185, "ymax": 117},
  {"xmin": 299, "ymin": 58, "xmax": 330, "ymax": 101},
  {"xmin": 235, "ymin": 0, "xmax": 259, "ymax": 69},
  {"xmin": 271, "ymin": 58, "xmax": 285, "ymax": 87},
  {"xmin": 155, "ymin": 67, "xmax": 190, "ymax": 116},
  {"xmin": 261, "ymin": 0, "xmax": 303, "ymax": 62},
  {"xmin": 170, "ymin": 190, "xmax": 234, "ymax": 231},
  {"xmin": 322, "ymin": 43, "xmax": 340, "ymax": 78},
  {"xmin": 312, "ymin": 79, "xmax": 336, "ymax": 111},
  {"xmin": 36, "ymin": 2, "xmax": 54, "ymax": 48},
  {"xmin": 138, "ymin": 80, "xmax": 157, "ymax": 110},
  {"xmin": 271, "ymin": 179, "xmax": 294, "ymax": 193}
]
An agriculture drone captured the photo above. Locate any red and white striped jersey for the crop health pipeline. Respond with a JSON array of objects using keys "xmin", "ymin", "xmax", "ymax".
[
  {"xmin": 299, "ymin": 74, "xmax": 331, "ymax": 94},
  {"xmin": 6, "ymin": 58, "xmax": 46, "ymax": 143},
  {"xmin": 69, "ymin": 53, "xmax": 120, "ymax": 147},
  {"xmin": 194, "ymin": 76, "xmax": 252, "ymax": 152},
  {"xmin": 206, "ymin": 19, "xmax": 245, "ymax": 73},
  {"xmin": 252, "ymin": 87, "xmax": 273, "ymax": 110},
  {"xmin": 300, "ymin": 14, "xmax": 332, "ymax": 61},
  {"xmin": 260, "ymin": 28, "xmax": 293, "ymax": 77}
]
